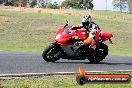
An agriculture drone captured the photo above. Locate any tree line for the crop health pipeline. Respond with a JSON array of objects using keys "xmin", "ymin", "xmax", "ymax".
[
  {"xmin": 0, "ymin": 0, "xmax": 132, "ymax": 13},
  {"xmin": 0, "ymin": 0, "xmax": 59, "ymax": 9},
  {"xmin": 112, "ymin": 0, "xmax": 132, "ymax": 13},
  {"xmin": 0, "ymin": 0, "xmax": 94, "ymax": 9},
  {"xmin": 61, "ymin": 0, "xmax": 94, "ymax": 10}
]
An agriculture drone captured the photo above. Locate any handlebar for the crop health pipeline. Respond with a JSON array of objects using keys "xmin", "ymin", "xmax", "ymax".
[{"xmin": 109, "ymin": 38, "xmax": 113, "ymax": 44}]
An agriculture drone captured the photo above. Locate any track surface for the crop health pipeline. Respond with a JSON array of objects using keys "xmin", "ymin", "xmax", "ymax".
[{"xmin": 0, "ymin": 52, "xmax": 132, "ymax": 74}]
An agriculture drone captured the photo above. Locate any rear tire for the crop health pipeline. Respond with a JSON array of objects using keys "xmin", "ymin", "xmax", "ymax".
[
  {"xmin": 88, "ymin": 43, "xmax": 108, "ymax": 63},
  {"xmin": 42, "ymin": 43, "xmax": 63, "ymax": 62}
]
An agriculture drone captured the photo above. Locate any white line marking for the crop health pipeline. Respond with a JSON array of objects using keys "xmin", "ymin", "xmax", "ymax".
[{"xmin": 0, "ymin": 70, "xmax": 132, "ymax": 77}]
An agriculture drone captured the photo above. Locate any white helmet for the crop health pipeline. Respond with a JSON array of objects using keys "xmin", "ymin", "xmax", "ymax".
[{"xmin": 82, "ymin": 15, "xmax": 92, "ymax": 23}]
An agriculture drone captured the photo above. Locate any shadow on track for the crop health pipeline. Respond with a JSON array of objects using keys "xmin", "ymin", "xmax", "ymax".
[{"xmin": 54, "ymin": 61, "xmax": 132, "ymax": 65}]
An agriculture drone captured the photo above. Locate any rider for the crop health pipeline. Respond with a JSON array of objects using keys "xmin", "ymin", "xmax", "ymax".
[{"xmin": 71, "ymin": 15, "xmax": 101, "ymax": 49}]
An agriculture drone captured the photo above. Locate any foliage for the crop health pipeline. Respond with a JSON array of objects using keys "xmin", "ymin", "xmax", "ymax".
[
  {"xmin": 61, "ymin": 0, "xmax": 80, "ymax": 9},
  {"xmin": 9, "ymin": 0, "xmax": 20, "ymax": 7},
  {"xmin": 0, "ymin": 0, "xmax": 3, "ymax": 4},
  {"xmin": 30, "ymin": 0, "xmax": 37, "ymax": 7},
  {"xmin": 61, "ymin": 0, "xmax": 94, "ymax": 10},
  {"xmin": 2, "ymin": 0, "xmax": 52, "ymax": 7},
  {"xmin": 46, "ymin": 3, "xmax": 53, "ymax": 8},
  {"xmin": 82, "ymin": 0, "xmax": 93, "ymax": 10},
  {"xmin": 52, "ymin": 1, "xmax": 59, "ymax": 9},
  {"xmin": 112, "ymin": 0, "xmax": 128, "ymax": 12},
  {"xmin": 4, "ymin": 0, "xmax": 27, "ymax": 7},
  {"xmin": 112, "ymin": 0, "xmax": 132, "ymax": 13},
  {"xmin": 128, "ymin": 0, "xmax": 132, "ymax": 14},
  {"xmin": 46, "ymin": 2, "xmax": 59, "ymax": 9}
]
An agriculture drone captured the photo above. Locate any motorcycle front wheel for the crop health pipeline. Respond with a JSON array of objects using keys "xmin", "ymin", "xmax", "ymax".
[{"xmin": 42, "ymin": 43, "xmax": 63, "ymax": 62}]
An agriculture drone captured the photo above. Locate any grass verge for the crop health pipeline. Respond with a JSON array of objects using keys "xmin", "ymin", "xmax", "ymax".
[
  {"xmin": 0, "ymin": 9, "xmax": 132, "ymax": 56},
  {"xmin": 0, "ymin": 74, "xmax": 132, "ymax": 88}
]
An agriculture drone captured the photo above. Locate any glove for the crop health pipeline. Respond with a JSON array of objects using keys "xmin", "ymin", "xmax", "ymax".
[
  {"xmin": 71, "ymin": 25, "xmax": 80, "ymax": 30},
  {"xmin": 75, "ymin": 41, "xmax": 84, "ymax": 46},
  {"xmin": 71, "ymin": 27, "xmax": 77, "ymax": 30}
]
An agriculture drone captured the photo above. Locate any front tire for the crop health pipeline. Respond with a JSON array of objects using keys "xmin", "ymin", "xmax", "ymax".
[{"xmin": 42, "ymin": 43, "xmax": 63, "ymax": 62}]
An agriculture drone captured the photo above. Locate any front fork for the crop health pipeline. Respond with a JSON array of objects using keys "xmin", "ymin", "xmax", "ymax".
[{"xmin": 50, "ymin": 42, "xmax": 65, "ymax": 57}]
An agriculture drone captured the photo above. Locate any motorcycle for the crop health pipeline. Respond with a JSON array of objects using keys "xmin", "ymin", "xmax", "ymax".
[{"xmin": 42, "ymin": 21, "xmax": 113, "ymax": 63}]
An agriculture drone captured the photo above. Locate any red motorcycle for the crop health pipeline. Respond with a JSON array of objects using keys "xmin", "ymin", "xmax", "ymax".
[{"xmin": 42, "ymin": 21, "xmax": 113, "ymax": 63}]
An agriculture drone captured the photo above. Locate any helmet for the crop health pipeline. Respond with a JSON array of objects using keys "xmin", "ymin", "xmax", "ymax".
[{"xmin": 82, "ymin": 15, "xmax": 92, "ymax": 27}]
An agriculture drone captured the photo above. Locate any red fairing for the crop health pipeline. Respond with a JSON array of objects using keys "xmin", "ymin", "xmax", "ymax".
[
  {"xmin": 74, "ymin": 30, "xmax": 88, "ymax": 40},
  {"xmin": 54, "ymin": 26, "xmax": 88, "ymax": 46},
  {"xmin": 101, "ymin": 31, "xmax": 113, "ymax": 42},
  {"xmin": 54, "ymin": 26, "xmax": 113, "ymax": 46}
]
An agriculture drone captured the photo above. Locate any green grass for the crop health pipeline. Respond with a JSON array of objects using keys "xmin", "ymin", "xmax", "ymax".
[
  {"xmin": 0, "ymin": 10, "xmax": 80, "ymax": 52},
  {"xmin": 0, "ymin": 10, "xmax": 132, "ymax": 56},
  {"xmin": 0, "ymin": 75, "xmax": 132, "ymax": 88}
]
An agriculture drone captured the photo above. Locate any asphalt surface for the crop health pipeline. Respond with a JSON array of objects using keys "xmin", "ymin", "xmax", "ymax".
[{"xmin": 0, "ymin": 52, "xmax": 132, "ymax": 74}]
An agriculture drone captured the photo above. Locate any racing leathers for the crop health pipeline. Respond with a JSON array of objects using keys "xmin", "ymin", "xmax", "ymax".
[{"xmin": 71, "ymin": 22, "xmax": 101, "ymax": 49}]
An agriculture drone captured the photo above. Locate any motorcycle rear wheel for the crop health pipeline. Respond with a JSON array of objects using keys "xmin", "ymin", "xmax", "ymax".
[
  {"xmin": 88, "ymin": 43, "xmax": 108, "ymax": 63},
  {"xmin": 42, "ymin": 43, "xmax": 62, "ymax": 62}
]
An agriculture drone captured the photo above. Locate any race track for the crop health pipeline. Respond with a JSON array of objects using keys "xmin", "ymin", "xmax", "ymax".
[{"xmin": 0, "ymin": 52, "xmax": 132, "ymax": 74}]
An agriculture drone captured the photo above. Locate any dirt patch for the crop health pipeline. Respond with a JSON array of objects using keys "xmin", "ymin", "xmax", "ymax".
[
  {"xmin": 0, "ymin": 29, "xmax": 4, "ymax": 32},
  {"xmin": 30, "ymin": 24, "xmax": 49, "ymax": 30},
  {"xmin": 0, "ymin": 16, "xmax": 10, "ymax": 22},
  {"xmin": 0, "ymin": 29, "xmax": 5, "ymax": 36}
]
